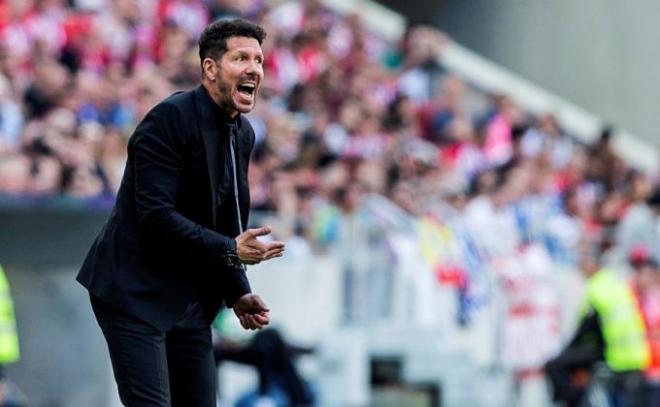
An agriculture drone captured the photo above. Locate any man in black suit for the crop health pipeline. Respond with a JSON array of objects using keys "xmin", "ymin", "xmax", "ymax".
[{"xmin": 77, "ymin": 19, "xmax": 285, "ymax": 406}]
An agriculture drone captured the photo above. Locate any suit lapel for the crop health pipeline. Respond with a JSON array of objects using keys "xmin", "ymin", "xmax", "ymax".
[
  {"xmin": 193, "ymin": 85, "xmax": 220, "ymax": 229},
  {"xmin": 236, "ymin": 119, "xmax": 250, "ymax": 228}
]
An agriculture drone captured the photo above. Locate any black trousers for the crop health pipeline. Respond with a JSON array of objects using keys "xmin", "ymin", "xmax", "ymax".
[{"xmin": 90, "ymin": 295, "xmax": 216, "ymax": 407}]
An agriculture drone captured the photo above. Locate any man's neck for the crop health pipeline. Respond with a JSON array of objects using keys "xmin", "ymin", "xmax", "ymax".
[{"xmin": 202, "ymin": 81, "xmax": 238, "ymax": 119}]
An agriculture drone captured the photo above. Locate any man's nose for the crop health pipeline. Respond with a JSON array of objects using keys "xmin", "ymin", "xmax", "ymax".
[{"xmin": 245, "ymin": 60, "xmax": 263, "ymax": 76}]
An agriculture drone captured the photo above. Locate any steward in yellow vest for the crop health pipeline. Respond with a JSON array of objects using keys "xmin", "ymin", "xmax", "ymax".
[
  {"xmin": 584, "ymin": 268, "xmax": 649, "ymax": 372},
  {"xmin": 0, "ymin": 265, "xmax": 19, "ymax": 367},
  {"xmin": 546, "ymin": 247, "xmax": 649, "ymax": 407}
]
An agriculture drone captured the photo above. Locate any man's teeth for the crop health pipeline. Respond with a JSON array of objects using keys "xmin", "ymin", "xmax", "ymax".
[{"xmin": 237, "ymin": 83, "xmax": 255, "ymax": 97}]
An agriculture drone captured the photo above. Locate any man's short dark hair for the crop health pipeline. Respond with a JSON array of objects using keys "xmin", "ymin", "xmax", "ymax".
[{"xmin": 198, "ymin": 18, "xmax": 266, "ymax": 64}]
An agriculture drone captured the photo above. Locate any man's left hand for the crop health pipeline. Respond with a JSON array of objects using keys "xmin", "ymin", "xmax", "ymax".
[
  {"xmin": 235, "ymin": 227, "xmax": 285, "ymax": 265},
  {"xmin": 233, "ymin": 293, "xmax": 270, "ymax": 330}
]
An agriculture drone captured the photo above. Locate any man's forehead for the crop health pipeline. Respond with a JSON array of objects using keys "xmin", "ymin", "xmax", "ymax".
[{"xmin": 226, "ymin": 36, "xmax": 263, "ymax": 53}]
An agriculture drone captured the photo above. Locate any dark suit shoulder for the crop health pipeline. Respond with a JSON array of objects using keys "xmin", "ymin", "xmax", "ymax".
[
  {"xmin": 151, "ymin": 89, "xmax": 196, "ymax": 118},
  {"xmin": 138, "ymin": 89, "xmax": 198, "ymax": 131},
  {"xmin": 162, "ymin": 89, "xmax": 195, "ymax": 109},
  {"xmin": 142, "ymin": 94, "xmax": 185, "ymax": 121}
]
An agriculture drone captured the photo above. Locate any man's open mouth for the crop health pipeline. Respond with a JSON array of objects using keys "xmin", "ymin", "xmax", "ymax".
[{"xmin": 237, "ymin": 82, "xmax": 256, "ymax": 98}]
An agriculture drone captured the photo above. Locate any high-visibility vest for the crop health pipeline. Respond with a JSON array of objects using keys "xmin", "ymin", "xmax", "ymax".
[
  {"xmin": 0, "ymin": 265, "xmax": 19, "ymax": 364},
  {"xmin": 584, "ymin": 269, "xmax": 649, "ymax": 372},
  {"xmin": 630, "ymin": 283, "xmax": 660, "ymax": 380}
]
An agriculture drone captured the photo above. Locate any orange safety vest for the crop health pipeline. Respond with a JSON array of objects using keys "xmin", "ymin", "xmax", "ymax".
[{"xmin": 631, "ymin": 282, "xmax": 660, "ymax": 380}]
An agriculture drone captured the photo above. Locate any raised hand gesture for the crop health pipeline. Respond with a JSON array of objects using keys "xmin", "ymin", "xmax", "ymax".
[{"xmin": 235, "ymin": 226, "xmax": 285, "ymax": 265}]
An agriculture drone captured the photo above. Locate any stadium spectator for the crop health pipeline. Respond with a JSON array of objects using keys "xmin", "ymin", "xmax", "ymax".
[
  {"xmin": 546, "ymin": 241, "xmax": 649, "ymax": 407},
  {"xmin": 629, "ymin": 245, "xmax": 660, "ymax": 405},
  {"xmin": 0, "ymin": 3, "xmax": 658, "ymax": 403}
]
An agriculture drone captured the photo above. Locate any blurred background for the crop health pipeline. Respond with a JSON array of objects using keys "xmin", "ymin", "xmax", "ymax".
[{"xmin": 0, "ymin": 0, "xmax": 659, "ymax": 406}]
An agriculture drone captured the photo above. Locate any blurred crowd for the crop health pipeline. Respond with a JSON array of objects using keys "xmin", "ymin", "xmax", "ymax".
[
  {"xmin": 1, "ymin": 0, "xmax": 659, "ymax": 333},
  {"xmin": 2, "ymin": 0, "xmax": 660, "ymax": 404},
  {"xmin": 1, "ymin": 0, "xmax": 660, "ymax": 334},
  {"xmin": 0, "ymin": 0, "xmax": 649, "ymax": 227},
  {"xmin": 0, "ymin": 0, "xmax": 655, "ymax": 245}
]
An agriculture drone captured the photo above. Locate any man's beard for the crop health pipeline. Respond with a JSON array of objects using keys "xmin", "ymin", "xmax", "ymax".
[{"xmin": 216, "ymin": 81, "xmax": 236, "ymax": 115}]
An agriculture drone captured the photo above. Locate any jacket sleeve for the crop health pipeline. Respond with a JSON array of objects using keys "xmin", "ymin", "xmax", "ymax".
[
  {"xmin": 131, "ymin": 101, "xmax": 237, "ymax": 269},
  {"xmin": 223, "ymin": 264, "xmax": 251, "ymax": 307},
  {"xmin": 567, "ymin": 308, "xmax": 605, "ymax": 352}
]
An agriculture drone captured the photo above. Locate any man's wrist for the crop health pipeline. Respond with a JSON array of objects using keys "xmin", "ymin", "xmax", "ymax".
[{"xmin": 224, "ymin": 239, "xmax": 241, "ymax": 268}]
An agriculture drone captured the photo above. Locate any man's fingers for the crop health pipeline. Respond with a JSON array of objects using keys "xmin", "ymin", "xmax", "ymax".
[
  {"xmin": 239, "ymin": 314, "xmax": 253, "ymax": 330},
  {"xmin": 238, "ymin": 315, "xmax": 248, "ymax": 329},
  {"xmin": 246, "ymin": 314, "xmax": 268, "ymax": 329},
  {"xmin": 253, "ymin": 313, "xmax": 270, "ymax": 326},
  {"xmin": 263, "ymin": 242, "xmax": 284, "ymax": 257},
  {"xmin": 248, "ymin": 226, "xmax": 271, "ymax": 238},
  {"xmin": 263, "ymin": 246, "xmax": 285, "ymax": 259},
  {"xmin": 244, "ymin": 243, "xmax": 267, "ymax": 257},
  {"xmin": 263, "ymin": 251, "xmax": 284, "ymax": 261},
  {"xmin": 264, "ymin": 241, "xmax": 285, "ymax": 250},
  {"xmin": 237, "ymin": 232, "xmax": 282, "ymax": 264},
  {"xmin": 245, "ymin": 314, "xmax": 262, "ymax": 330},
  {"xmin": 236, "ymin": 296, "xmax": 269, "ymax": 330},
  {"xmin": 261, "ymin": 241, "xmax": 285, "ymax": 259},
  {"xmin": 262, "ymin": 253, "xmax": 278, "ymax": 261},
  {"xmin": 258, "ymin": 310, "xmax": 269, "ymax": 318}
]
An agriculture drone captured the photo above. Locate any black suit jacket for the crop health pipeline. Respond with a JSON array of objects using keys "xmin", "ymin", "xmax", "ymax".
[{"xmin": 77, "ymin": 85, "xmax": 254, "ymax": 330}]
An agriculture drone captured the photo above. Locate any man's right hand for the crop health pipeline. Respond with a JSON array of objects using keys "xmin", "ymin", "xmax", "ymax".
[
  {"xmin": 235, "ymin": 226, "xmax": 285, "ymax": 265},
  {"xmin": 233, "ymin": 293, "xmax": 270, "ymax": 330}
]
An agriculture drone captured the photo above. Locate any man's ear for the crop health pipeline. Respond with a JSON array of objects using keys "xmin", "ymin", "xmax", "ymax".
[{"xmin": 202, "ymin": 58, "xmax": 217, "ymax": 81}]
